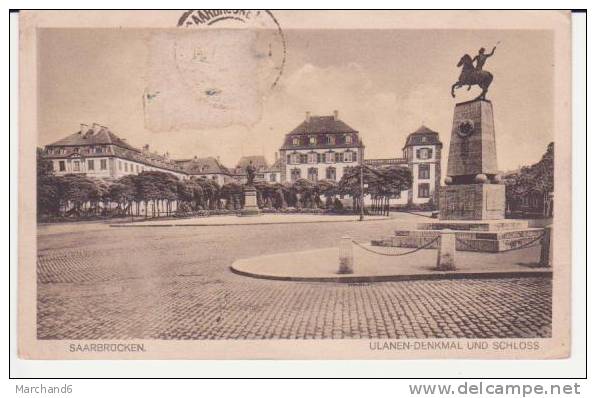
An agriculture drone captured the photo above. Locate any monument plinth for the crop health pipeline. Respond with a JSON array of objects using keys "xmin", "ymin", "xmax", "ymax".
[
  {"xmin": 439, "ymin": 99, "xmax": 505, "ymax": 221},
  {"xmin": 239, "ymin": 185, "xmax": 261, "ymax": 217}
]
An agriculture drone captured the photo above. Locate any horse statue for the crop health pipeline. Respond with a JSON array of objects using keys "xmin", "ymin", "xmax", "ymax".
[{"xmin": 451, "ymin": 54, "xmax": 494, "ymax": 101}]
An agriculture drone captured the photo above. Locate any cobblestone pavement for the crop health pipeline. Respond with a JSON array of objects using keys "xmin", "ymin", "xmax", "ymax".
[{"xmin": 37, "ymin": 216, "xmax": 552, "ymax": 339}]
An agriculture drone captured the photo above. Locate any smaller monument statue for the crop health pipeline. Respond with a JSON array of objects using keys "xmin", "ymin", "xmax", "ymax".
[
  {"xmin": 451, "ymin": 42, "xmax": 499, "ymax": 101},
  {"xmin": 246, "ymin": 161, "xmax": 256, "ymax": 186}
]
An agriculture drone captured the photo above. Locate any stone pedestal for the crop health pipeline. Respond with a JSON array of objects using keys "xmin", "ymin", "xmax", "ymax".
[
  {"xmin": 238, "ymin": 186, "xmax": 261, "ymax": 217},
  {"xmin": 447, "ymin": 99, "xmax": 498, "ymax": 181},
  {"xmin": 439, "ymin": 184, "xmax": 505, "ymax": 220},
  {"xmin": 440, "ymin": 99, "xmax": 505, "ymax": 221}
]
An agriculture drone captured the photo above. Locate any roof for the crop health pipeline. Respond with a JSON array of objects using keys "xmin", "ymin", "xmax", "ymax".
[
  {"xmin": 44, "ymin": 124, "xmax": 185, "ymax": 174},
  {"xmin": 403, "ymin": 125, "xmax": 443, "ymax": 148},
  {"xmin": 175, "ymin": 157, "xmax": 230, "ymax": 175},
  {"xmin": 47, "ymin": 125, "xmax": 138, "ymax": 152},
  {"xmin": 281, "ymin": 114, "xmax": 363, "ymax": 150},
  {"xmin": 289, "ymin": 115, "xmax": 358, "ymax": 135},
  {"xmin": 236, "ymin": 155, "xmax": 269, "ymax": 171}
]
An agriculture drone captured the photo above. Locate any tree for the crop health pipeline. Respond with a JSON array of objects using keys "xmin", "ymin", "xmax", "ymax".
[
  {"xmin": 36, "ymin": 148, "xmax": 61, "ymax": 218},
  {"xmin": 221, "ymin": 181, "xmax": 243, "ymax": 210}
]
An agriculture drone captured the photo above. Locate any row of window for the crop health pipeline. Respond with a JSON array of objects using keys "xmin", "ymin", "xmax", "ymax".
[
  {"xmin": 48, "ymin": 146, "xmax": 107, "ymax": 155},
  {"xmin": 287, "ymin": 151, "xmax": 357, "ymax": 165},
  {"xmin": 290, "ymin": 167, "xmax": 337, "ymax": 182},
  {"xmin": 291, "ymin": 134, "xmax": 354, "ymax": 146},
  {"xmin": 56, "ymin": 159, "xmax": 108, "ymax": 172}
]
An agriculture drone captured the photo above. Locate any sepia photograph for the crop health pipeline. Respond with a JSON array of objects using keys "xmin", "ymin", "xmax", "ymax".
[{"xmin": 17, "ymin": 10, "xmax": 573, "ymax": 360}]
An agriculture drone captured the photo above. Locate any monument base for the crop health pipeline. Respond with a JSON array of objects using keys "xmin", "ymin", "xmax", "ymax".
[
  {"xmin": 439, "ymin": 183, "xmax": 505, "ymax": 220},
  {"xmin": 373, "ymin": 226, "xmax": 543, "ymax": 253},
  {"xmin": 238, "ymin": 187, "xmax": 262, "ymax": 217}
]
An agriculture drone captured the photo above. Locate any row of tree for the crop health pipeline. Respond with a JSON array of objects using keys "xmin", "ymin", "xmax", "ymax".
[
  {"xmin": 37, "ymin": 151, "xmax": 413, "ymax": 219},
  {"xmin": 504, "ymin": 142, "xmax": 554, "ymax": 217}
]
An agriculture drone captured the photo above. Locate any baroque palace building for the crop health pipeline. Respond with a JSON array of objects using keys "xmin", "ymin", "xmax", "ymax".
[
  {"xmin": 365, "ymin": 125, "xmax": 442, "ymax": 207},
  {"xmin": 43, "ymin": 123, "xmax": 188, "ymax": 180},
  {"xmin": 279, "ymin": 111, "xmax": 365, "ymax": 183},
  {"xmin": 43, "ymin": 118, "xmax": 442, "ymax": 208}
]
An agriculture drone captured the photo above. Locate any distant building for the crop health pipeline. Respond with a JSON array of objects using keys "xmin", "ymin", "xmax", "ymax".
[
  {"xmin": 365, "ymin": 125, "xmax": 442, "ymax": 207},
  {"xmin": 43, "ymin": 123, "xmax": 187, "ymax": 180},
  {"xmin": 174, "ymin": 156, "xmax": 233, "ymax": 186},
  {"xmin": 279, "ymin": 111, "xmax": 364, "ymax": 183},
  {"xmin": 232, "ymin": 155, "xmax": 282, "ymax": 184}
]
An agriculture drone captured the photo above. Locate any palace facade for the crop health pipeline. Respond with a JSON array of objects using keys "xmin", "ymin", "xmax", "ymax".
[
  {"xmin": 365, "ymin": 125, "xmax": 442, "ymax": 207},
  {"xmin": 43, "ymin": 123, "xmax": 188, "ymax": 180},
  {"xmin": 279, "ymin": 111, "xmax": 364, "ymax": 184},
  {"xmin": 42, "ymin": 118, "xmax": 443, "ymax": 209}
]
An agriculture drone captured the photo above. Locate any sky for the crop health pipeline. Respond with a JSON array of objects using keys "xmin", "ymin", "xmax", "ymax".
[{"xmin": 38, "ymin": 28, "xmax": 554, "ymax": 171}]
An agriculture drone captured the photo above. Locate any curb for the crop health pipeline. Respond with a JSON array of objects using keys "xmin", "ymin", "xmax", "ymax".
[
  {"xmin": 109, "ymin": 217, "xmax": 389, "ymax": 228},
  {"xmin": 229, "ymin": 265, "xmax": 552, "ymax": 284}
]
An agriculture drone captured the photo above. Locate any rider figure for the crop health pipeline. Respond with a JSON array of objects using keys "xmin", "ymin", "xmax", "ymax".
[{"xmin": 472, "ymin": 46, "xmax": 496, "ymax": 71}]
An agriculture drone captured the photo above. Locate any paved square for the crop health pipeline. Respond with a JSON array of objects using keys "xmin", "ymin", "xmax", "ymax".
[{"xmin": 37, "ymin": 214, "xmax": 552, "ymax": 339}]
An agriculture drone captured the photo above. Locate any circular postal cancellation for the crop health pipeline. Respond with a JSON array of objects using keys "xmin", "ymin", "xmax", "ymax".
[{"xmin": 143, "ymin": 10, "xmax": 286, "ymax": 132}]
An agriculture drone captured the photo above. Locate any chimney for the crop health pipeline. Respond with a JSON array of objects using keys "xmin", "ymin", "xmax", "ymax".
[
  {"xmin": 80, "ymin": 123, "xmax": 88, "ymax": 134},
  {"xmin": 305, "ymin": 111, "xmax": 311, "ymax": 122},
  {"xmin": 194, "ymin": 155, "xmax": 198, "ymax": 160},
  {"xmin": 143, "ymin": 144, "xmax": 149, "ymax": 152},
  {"xmin": 333, "ymin": 110, "xmax": 339, "ymax": 120},
  {"xmin": 275, "ymin": 152, "xmax": 279, "ymax": 161},
  {"xmin": 92, "ymin": 123, "xmax": 101, "ymax": 134}
]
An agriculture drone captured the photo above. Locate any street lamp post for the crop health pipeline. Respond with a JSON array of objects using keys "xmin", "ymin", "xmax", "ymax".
[{"xmin": 359, "ymin": 159, "xmax": 364, "ymax": 221}]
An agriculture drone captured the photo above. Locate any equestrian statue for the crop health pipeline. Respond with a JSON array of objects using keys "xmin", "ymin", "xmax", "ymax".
[{"xmin": 451, "ymin": 42, "xmax": 499, "ymax": 101}]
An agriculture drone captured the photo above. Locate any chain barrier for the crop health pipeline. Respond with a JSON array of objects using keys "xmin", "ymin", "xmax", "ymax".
[
  {"xmin": 455, "ymin": 232, "xmax": 546, "ymax": 253},
  {"xmin": 351, "ymin": 236, "xmax": 440, "ymax": 257}
]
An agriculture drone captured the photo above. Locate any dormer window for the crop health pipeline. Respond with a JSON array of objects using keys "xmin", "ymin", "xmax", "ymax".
[
  {"xmin": 327, "ymin": 135, "xmax": 335, "ymax": 145},
  {"xmin": 421, "ymin": 136, "xmax": 427, "ymax": 143},
  {"xmin": 292, "ymin": 137, "xmax": 300, "ymax": 146},
  {"xmin": 345, "ymin": 135, "xmax": 353, "ymax": 144},
  {"xmin": 309, "ymin": 136, "xmax": 317, "ymax": 145}
]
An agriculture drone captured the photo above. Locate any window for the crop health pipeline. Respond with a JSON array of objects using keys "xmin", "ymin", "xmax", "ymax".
[
  {"xmin": 287, "ymin": 154, "xmax": 292, "ymax": 164},
  {"xmin": 136, "ymin": 165, "xmax": 139, "ymax": 173},
  {"xmin": 100, "ymin": 159, "xmax": 107, "ymax": 170},
  {"xmin": 326, "ymin": 152, "xmax": 334, "ymax": 163},
  {"xmin": 125, "ymin": 163, "xmax": 129, "ymax": 172},
  {"xmin": 327, "ymin": 135, "xmax": 335, "ymax": 145},
  {"xmin": 345, "ymin": 135, "xmax": 353, "ymax": 144},
  {"xmin": 309, "ymin": 136, "xmax": 317, "ymax": 145},
  {"xmin": 335, "ymin": 152, "xmax": 342, "ymax": 162},
  {"xmin": 307, "ymin": 167, "xmax": 318, "ymax": 182},
  {"xmin": 300, "ymin": 154, "xmax": 308, "ymax": 164},
  {"xmin": 317, "ymin": 153, "xmax": 324, "ymax": 163},
  {"xmin": 308, "ymin": 153, "xmax": 317, "ymax": 164},
  {"xmin": 73, "ymin": 161, "xmax": 80, "ymax": 172},
  {"xmin": 73, "ymin": 147, "xmax": 80, "ymax": 154},
  {"xmin": 418, "ymin": 164, "xmax": 430, "ymax": 179},
  {"xmin": 417, "ymin": 148, "xmax": 433, "ymax": 160},
  {"xmin": 270, "ymin": 173, "xmax": 277, "ymax": 182},
  {"xmin": 292, "ymin": 137, "xmax": 300, "ymax": 146},
  {"xmin": 87, "ymin": 159, "xmax": 95, "ymax": 170},
  {"xmin": 59, "ymin": 161, "xmax": 66, "ymax": 171},
  {"xmin": 343, "ymin": 151, "xmax": 354, "ymax": 162},
  {"xmin": 326, "ymin": 167, "xmax": 336, "ymax": 181},
  {"xmin": 96, "ymin": 146, "xmax": 103, "ymax": 153},
  {"xmin": 418, "ymin": 183, "xmax": 430, "ymax": 198},
  {"xmin": 291, "ymin": 168, "xmax": 301, "ymax": 182},
  {"xmin": 118, "ymin": 160, "xmax": 122, "ymax": 171}
]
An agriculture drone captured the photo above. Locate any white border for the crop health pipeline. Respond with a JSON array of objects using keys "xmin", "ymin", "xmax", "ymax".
[{"xmin": 7, "ymin": 9, "xmax": 587, "ymax": 379}]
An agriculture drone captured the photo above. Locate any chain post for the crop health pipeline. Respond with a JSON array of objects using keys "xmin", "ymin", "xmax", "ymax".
[{"xmin": 338, "ymin": 236, "xmax": 354, "ymax": 274}]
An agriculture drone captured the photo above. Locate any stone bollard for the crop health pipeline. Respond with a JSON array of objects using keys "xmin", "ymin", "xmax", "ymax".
[
  {"xmin": 539, "ymin": 225, "xmax": 553, "ymax": 267},
  {"xmin": 435, "ymin": 229, "xmax": 457, "ymax": 271},
  {"xmin": 338, "ymin": 236, "xmax": 354, "ymax": 274}
]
